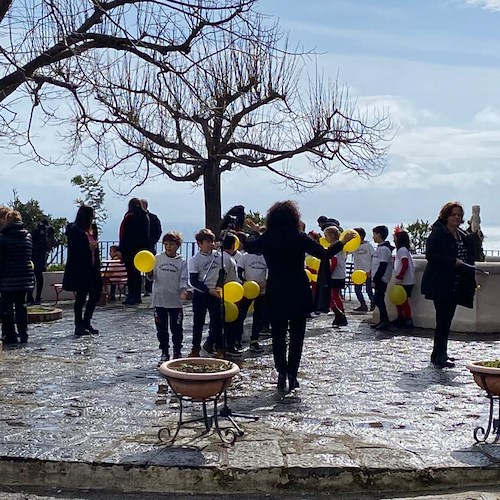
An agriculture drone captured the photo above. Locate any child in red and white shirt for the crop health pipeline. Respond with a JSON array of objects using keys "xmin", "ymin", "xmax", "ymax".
[{"xmin": 393, "ymin": 229, "xmax": 416, "ymax": 328}]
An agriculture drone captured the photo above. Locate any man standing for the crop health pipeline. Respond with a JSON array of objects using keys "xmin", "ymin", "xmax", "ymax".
[{"xmin": 141, "ymin": 199, "xmax": 162, "ymax": 297}]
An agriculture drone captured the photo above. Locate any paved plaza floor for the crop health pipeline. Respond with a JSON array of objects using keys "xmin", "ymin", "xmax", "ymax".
[{"xmin": 1, "ymin": 297, "xmax": 500, "ymax": 498}]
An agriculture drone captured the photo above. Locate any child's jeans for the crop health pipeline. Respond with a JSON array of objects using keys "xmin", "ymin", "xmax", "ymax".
[
  {"xmin": 373, "ymin": 281, "xmax": 388, "ymax": 323},
  {"xmin": 354, "ymin": 277, "xmax": 374, "ymax": 306},
  {"xmin": 154, "ymin": 307, "xmax": 183, "ymax": 354},
  {"xmin": 192, "ymin": 291, "xmax": 222, "ymax": 349}
]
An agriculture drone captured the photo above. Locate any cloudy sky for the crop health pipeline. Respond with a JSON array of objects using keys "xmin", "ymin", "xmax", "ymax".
[{"xmin": 1, "ymin": 0, "xmax": 500, "ymax": 243}]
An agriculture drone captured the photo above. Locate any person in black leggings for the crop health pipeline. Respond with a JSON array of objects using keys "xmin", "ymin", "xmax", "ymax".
[{"xmin": 63, "ymin": 206, "xmax": 102, "ymax": 336}]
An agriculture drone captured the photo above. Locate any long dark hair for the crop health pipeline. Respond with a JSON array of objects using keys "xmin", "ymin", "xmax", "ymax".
[
  {"xmin": 265, "ymin": 200, "xmax": 301, "ymax": 233},
  {"xmin": 75, "ymin": 206, "xmax": 94, "ymax": 231},
  {"xmin": 394, "ymin": 230, "xmax": 411, "ymax": 250}
]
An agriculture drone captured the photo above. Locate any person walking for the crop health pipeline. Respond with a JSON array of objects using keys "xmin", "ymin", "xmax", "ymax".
[
  {"xmin": 421, "ymin": 201, "xmax": 476, "ymax": 369},
  {"xmin": 63, "ymin": 206, "xmax": 102, "ymax": 336},
  {"xmin": 0, "ymin": 210, "xmax": 33, "ymax": 344},
  {"xmin": 119, "ymin": 198, "xmax": 150, "ymax": 305},
  {"xmin": 245, "ymin": 201, "xmax": 354, "ymax": 395}
]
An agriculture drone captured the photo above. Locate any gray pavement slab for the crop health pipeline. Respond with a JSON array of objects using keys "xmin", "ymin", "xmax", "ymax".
[{"xmin": 1, "ymin": 299, "xmax": 500, "ymax": 497}]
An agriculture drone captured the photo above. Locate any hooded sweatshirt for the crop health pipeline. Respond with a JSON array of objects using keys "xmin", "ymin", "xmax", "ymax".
[{"xmin": 371, "ymin": 240, "xmax": 394, "ymax": 284}]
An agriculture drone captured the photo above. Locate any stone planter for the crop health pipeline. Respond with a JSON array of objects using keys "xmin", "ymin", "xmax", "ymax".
[
  {"xmin": 466, "ymin": 360, "xmax": 500, "ymax": 396},
  {"xmin": 159, "ymin": 358, "xmax": 239, "ymax": 400},
  {"xmin": 27, "ymin": 306, "xmax": 63, "ymax": 324}
]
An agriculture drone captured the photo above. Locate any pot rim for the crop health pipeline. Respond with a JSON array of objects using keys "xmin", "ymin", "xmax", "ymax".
[
  {"xmin": 159, "ymin": 357, "xmax": 240, "ymax": 381},
  {"xmin": 466, "ymin": 360, "xmax": 500, "ymax": 375}
]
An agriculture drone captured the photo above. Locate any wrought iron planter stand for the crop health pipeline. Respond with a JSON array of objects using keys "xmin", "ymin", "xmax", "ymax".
[
  {"xmin": 157, "ymin": 386, "xmax": 242, "ymax": 445},
  {"xmin": 473, "ymin": 373, "xmax": 500, "ymax": 444}
]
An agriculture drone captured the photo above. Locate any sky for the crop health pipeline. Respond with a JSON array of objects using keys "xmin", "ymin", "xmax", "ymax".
[{"xmin": 1, "ymin": 0, "xmax": 500, "ymax": 245}]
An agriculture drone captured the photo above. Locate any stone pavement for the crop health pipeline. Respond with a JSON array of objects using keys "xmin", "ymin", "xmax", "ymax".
[{"xmin": 1, "ymin": 298, "xmax": 500, "ymax": 498}]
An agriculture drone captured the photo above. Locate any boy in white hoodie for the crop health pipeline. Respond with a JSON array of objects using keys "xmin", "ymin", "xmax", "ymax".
[
  {"xmin": 148, "ymin": 231, "xmax": 188, "ymax": 365},
  {"xmin": 352, "ymin": 227, "xmax": 375, "ymax": 312}
]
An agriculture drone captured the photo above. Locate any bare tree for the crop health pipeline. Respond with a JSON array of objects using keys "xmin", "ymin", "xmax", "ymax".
[
  {"xmin": 69, "ymin": 16, "xmax": 390, "ymax": 231},
  {"xmin": 0, "ymin": 0, "xmax": 254, "ymax": 152}
]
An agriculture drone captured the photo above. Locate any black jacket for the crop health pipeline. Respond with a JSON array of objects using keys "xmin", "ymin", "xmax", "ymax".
[
  {"xmin": 62, "ymin": 223, "xmax": 102, "ymax": 292},
  {"xmin": 245, "ymin": 230, "xmax": 344, "ymax": 321},
  {"xmin": 421, "ymin": 219, "xmax": 476, "ymax": 308},
  {"xmin": 119, "ymin": 206, "xmax": 150, "ymax": 258},
  {"xmin": 147, "ymin": 211, "xmax": 162, "ymax": 249},
  {"xmin": 0, "ymin": 221, "xmax": 34, "ymax": 292}
]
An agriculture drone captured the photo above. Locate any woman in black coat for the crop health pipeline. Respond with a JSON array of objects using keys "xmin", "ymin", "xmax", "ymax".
[
  {"xmin": 245, "ymin": 201, "xmax": 354, "ymax": 394},
  {"xmin": 119, "ymin": 198, "xmax": 150, "ymax": 305},
  {"xmin": 0, "ymin": 210, "xmax": 33, "ymax": 344},
  {"xmin": 63, "ymin": 206, "xmax": 102, "ymax": 336},
  {"xmin": 421, "ymin": 201, "xmax": 476, "ymax": 368}
]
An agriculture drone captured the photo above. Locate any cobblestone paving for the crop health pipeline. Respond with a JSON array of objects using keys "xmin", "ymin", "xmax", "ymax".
[{"xmin": 1, "ymin": 298, "xmax": 500, "ymax": 496}]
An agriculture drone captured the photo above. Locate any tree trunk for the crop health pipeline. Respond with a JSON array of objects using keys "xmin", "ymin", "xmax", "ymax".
[{"xmin": 203, "ymin": 161, "xmax": 222, "ymax": 234}]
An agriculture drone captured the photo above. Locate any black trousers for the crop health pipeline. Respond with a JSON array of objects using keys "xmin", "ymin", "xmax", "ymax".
[
  {"xmin": 1, "ymin": 290, "xmax": 28, "ymax": 339},
  {"xmin": 271, "ymin": 316, "xmax": 307, "ymax": 378},
  {"xmin": 154, "ymin": 307, "xmax": 183, "ymax": 354},
  {"xmin": 432, "ymin": 298, "xmax": 457, "ymax": 363},
  {"xmin": 373, "ymin": 281, "xmax": 388, "ymax": 323},
  {"xmin": 123, "ymin": 255, "xmax": 142, "ymax": 301},
  {"xmin": 27, "ymin": 263, "xmax": 44, "ymax": 303},
  {"xmin": 236, "ymin": 295, "xmax": 267, "ymax": 342},
  {"xmin": 192, "ymin": 291, "xmax": 222, "ymax": 349},
  {"xmin": 74, "ymin": 283, "xmax": 102, "ymax": 327}
]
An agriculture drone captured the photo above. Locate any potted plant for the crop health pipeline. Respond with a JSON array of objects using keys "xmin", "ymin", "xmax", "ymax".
[
  {"xmin": 466, "ymin": 360, "xmax": 500, "ymax": 396},
  {"xmin": 159, "ymin": 357, "xmax": 240, "ymax": 400}
]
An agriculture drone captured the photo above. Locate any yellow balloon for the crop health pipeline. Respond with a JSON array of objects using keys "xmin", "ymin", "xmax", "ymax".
[
  {"xmin": 233, "ymin": 235, "xmax": 240, "ymax": 251},
  {"xmin": 310, "ymin": 273, "xmax": 318, "ymax": 283},
  {"xmin": 389, "ymin": 284, "xmax": 407, "ymax": 305},
  {"xmin": 351, "ymin": 269, "xmax": 367, "ymax": 285},
  {"xmin": 224, "ymin": 301, "xmax": 239, "ymax": 322},
  {"xmin": 243, "ymin": 280, "xmax": 260, "ymax": 300},
  {"xmin": 305, "ymin": 269, "xmax": 313, "ymax": 282},
  {"xmin": 133, "ymin": 250, "xmax": 155, "ymax": 273},
  {"xmin": 223, "ymin": 281, "xmax": 244, "ymax": 303},
  {"xmin": 319, "ymin": 236, "xmax": 330, "ymax": 248},
  {"xmin": 248, "ymin": 301, "xmax": 255, "ymax": 313},
  {"xmin": 340, "ymin": 230, "xmax": 361, "ymax": 253},
  {"xmin": 305, "ymin": 255, "xmax": 320, "ymax": 271}
]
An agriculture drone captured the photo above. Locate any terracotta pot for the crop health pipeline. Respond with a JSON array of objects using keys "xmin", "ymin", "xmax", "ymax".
[
  {"xmin": 159, "ymin": 357, "xmax": 240, "ymax": 400},
  {"xmin": 466, "ymin": 361, "xmax": 500, "ymax": 396}
]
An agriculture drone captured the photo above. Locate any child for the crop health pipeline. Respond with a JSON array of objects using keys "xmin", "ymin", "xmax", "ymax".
[
  {"xmin": 324, "ymin": 226, "xmax": 348, "ymax": 327},
  {"xmin": 220, "ymin": 232, "xmax": 243, "ymax": 358},
  {"xmin": 148, "ymin": 232, "xmax": 188, "ymax": 365},
  {"xmin": 236, "ymin": 246, "xmax": 268, "ymax": 353},
  {"xmin": 370, "ymin": 225, "xmax": 394, "ymax": 331},
  {"xmin": 352, "ymin": 228, "xmax": 375, "ymax": 312},
  {"xmin": 392, "ymin": 229, "xmax": 416, "ymax": 329},
  {"xmin": 188, "ymin": 228, "xmax": 233, "ymax": 357},
  {"xmin": 107, "ymin": 245, "xmax": 122, "ymax": 301}
]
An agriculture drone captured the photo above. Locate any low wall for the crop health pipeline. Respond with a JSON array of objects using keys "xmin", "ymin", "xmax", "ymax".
[
  {"xmin": 382, "ymin": 259, "xmax": 500, "ymax": 334},
  {"xmin": 40, "ymin": 271, "xmax": 75, "ymax": 302}
]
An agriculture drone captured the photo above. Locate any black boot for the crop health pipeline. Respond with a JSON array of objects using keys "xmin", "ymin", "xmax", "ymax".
[
  {"xmin": 75, "ymin": 323, "xmax": 90, "ymax": 336},
  {"xmin": 277, "ymin": 373, "xmax": 287, "ymax": 394},
  {"xmin": 288, "ymin": 374, "xmax": 299, "ymax": 391},
  {"xmin": 336, "ymin": 312, "xmax": 348, "ymax": 326}
]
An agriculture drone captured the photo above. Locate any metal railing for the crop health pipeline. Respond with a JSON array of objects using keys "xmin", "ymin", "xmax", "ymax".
[{"xmin": 48, "ymin": 240, "xmax": 199, "ymax": 267}]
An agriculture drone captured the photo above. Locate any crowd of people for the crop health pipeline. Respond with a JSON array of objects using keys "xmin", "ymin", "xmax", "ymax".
[{"xmin": 0, "ymin": 199, "xmax": 477, "ymax": 393}]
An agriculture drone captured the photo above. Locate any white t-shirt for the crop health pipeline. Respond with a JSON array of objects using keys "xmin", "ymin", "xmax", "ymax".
[
  {"xmin": 188, "ymin": 250, "xmax": 237, "ymax": 290},
  {"xmin": 151, "ymin": 253, "xmax": 188, "ymax": 308},
  {"xmin": 353, "ymin": 241, "xmax": 374, "ymax": 272},
  {"xmin": 371, "ymin": 242, "xmax": 393, "ymax": 283},
  {"xmin": 394, "ymin": 247, "xmax": 416, "ymax": 285},
  {"xmin": 238, "ymin": 253, "xmax": 267, "ymax": 293},
  {"xmin": 331, "ymin": 251, "xmax": 347, "ymax": 280}
]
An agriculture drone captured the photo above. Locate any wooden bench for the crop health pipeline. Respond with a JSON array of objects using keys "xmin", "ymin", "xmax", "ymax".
[
  {"xmin": 51, "ymin": 283, "xmax": 75, "ymax": 305},
  {"xmin": 101, "ymin": 259, "xmax": 128, "ymax": 301}
]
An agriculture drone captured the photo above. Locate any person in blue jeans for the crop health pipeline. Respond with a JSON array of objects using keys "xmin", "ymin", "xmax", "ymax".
[{"xmin": 352, "ymin": 227, "xmax": 375, "ymax": 312}]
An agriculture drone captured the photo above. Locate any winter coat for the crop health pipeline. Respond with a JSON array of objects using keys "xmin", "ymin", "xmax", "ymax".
[
  {"xmin": 421, "ymin": 219, "xmax": 476, "ymax": 308},
  {"xmin": 31, "ymin": 224, "xmax": 54, "ymax": 268},
  {"xmin": 62, "ymin": 223, "xmax": 102, "ymax": 292},
  {"xmin": 147, "ymin": 211, "xmax": 162, "ymax": 251},
  {"xmin": 0, "ymin": 221, "xmax": 34, "ymax": 292},
  {"xmin": 245, "ymin": 230, "xmax": 344, "ymax": 321},
  {"xmin": 119, "ymin": 206, "xmax": 150, "ymax": 259}
]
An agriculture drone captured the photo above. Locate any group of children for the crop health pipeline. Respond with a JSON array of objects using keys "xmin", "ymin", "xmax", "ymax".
[
  {"xmin": 147, "ymin": 228, "xmax": 268, "ymax": 365},
  {"xmin": 146, "ymin": 222, "xmax": 415, "ymax": 364}
]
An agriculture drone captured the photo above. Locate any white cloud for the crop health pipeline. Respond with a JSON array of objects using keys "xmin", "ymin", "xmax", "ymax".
[
  {"xmin": 466, "ymin": 0, "xmax": 500, "ymax": 12},
  {"xmin": 474, "ymin": 106, "xmax": 500, "ymax": 124}
]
